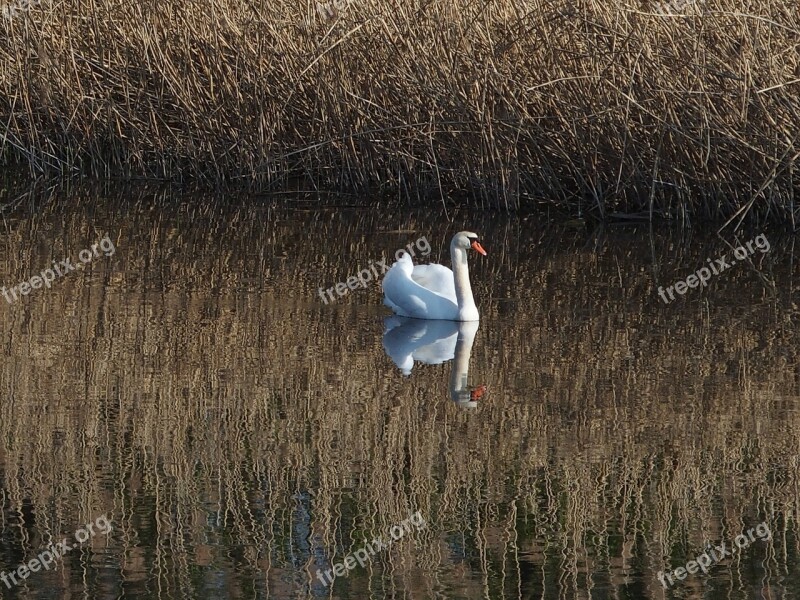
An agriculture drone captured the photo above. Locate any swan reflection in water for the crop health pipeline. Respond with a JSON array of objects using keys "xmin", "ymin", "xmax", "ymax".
[{"xmin": 382, "ymin": 316, "xmax": 487, "ymax": 407}]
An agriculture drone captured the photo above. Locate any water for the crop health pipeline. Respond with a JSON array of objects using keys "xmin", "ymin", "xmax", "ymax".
[{"xmin": 0, "ymin": 188, "xmax": 798, "ymax": 599}]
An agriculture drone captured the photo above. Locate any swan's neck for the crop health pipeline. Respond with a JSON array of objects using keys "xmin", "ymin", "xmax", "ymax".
[{"xmin": 450, "ymin": 243, "xmax": 478, "ymax": 319}]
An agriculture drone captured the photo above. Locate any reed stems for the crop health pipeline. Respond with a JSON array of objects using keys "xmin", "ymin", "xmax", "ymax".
[{"xmin": 0, "ymin": 0, "xmax": 798, "ymax": 222}]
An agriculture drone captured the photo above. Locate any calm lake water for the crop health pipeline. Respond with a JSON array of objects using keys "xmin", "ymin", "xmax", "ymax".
[{"xmin": 0, "ymin": 187, "xmax": 798, "ymax": 599}]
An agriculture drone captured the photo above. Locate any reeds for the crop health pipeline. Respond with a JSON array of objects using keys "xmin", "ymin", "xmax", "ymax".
[{"xmin": 0, "ymin": 0, "xmax": 799, "ymax": 219}]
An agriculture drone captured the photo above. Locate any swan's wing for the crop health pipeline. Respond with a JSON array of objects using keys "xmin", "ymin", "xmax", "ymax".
[
  {"xmin": 382, "ymin": 262, "xmax": 429, "ymax": 318},
  {"xmin": 382, "ymin": 256, "xmax": 458, "ymax": 320},
  {"xmin": 410, "ymin": 264, "xmax": 456, "ymax": 303}
]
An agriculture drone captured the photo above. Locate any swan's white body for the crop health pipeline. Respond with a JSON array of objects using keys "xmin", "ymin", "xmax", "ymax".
[{"xmin": 382, "ymin": 231, "xmax": 485, "ymax": 321}]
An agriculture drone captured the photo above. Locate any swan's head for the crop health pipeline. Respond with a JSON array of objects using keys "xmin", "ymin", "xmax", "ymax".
[{"xmin": 452, "ymin": 231, "xmax": 487, "ymax": 256}]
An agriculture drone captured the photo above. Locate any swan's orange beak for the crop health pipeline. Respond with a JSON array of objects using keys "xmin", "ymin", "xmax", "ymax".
[{"xmin": 471, "ymin": 240, "xmax": 487, "ymax": 255}]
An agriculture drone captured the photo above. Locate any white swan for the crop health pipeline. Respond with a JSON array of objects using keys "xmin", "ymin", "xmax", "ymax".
[{"xmin": 382, "ymin": 231, "xmax": 486, "ymax": 321}]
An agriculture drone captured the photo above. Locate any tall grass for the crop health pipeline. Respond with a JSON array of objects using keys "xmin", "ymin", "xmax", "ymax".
[{"xmin": 0, "ymin": 0, "xmax": 798, "ymax": 222}]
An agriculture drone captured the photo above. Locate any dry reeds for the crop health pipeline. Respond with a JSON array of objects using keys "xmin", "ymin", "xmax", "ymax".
[{"xmin": 1, "ymin": 0, "xmax": 799, "ymax": 221}]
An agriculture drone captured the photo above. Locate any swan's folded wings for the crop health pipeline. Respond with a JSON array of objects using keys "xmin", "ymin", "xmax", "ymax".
[
  {"xmin": 382, "ymin": 266, "xmax": 430, "ymax": 318},
  {"xmin": 410, "ymin": 264, "xmax": 457, "ymax": 303},
  {"xmin": 382, "ymin": 260, "xmax": 459, "ymax": 320}
]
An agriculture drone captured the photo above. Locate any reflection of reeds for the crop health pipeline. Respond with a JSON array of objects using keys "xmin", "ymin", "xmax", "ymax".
[
  {"xmin": 0, "ymin": 190, "xmax": 798, "ymax": 597},
  {"xmin": 1, "ymin": 0, "xmax": 799, "ymax": 221}
]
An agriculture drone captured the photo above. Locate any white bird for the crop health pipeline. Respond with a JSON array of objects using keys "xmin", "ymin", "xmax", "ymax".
[{"xmin": 382, "ymin": 231, "xmax": 486, "ymax": 321}]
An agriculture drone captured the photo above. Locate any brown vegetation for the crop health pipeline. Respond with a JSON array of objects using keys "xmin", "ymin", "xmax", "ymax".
[{"xmin": 0, "ymin": 0, "xmax": 799, "ymax": 222}]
